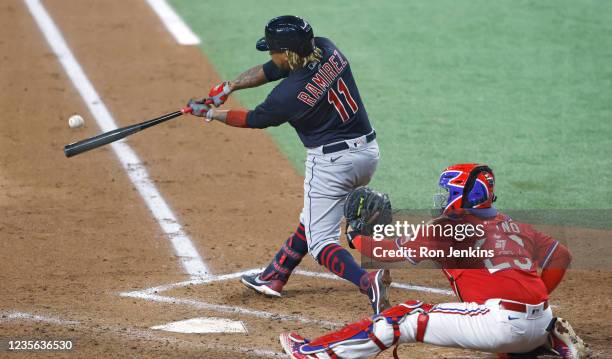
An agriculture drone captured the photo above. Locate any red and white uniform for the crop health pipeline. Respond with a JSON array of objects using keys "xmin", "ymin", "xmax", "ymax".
[{"xmin": 295, "ymin": 212, "xmax": 571, "ymax": 358}]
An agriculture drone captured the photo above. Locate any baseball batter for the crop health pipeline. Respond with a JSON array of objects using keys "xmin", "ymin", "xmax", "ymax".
[
  {"xmin": 187, "ymin": 15, "xmax": 390, "ymax": 313},
  {"xmin": 280, "ymin": 164, "xmax": 589, "ymax": 358}
]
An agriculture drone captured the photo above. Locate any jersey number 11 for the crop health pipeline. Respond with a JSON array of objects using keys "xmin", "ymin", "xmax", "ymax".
[{"xmin": 328, "ymin": 78, "xmax": 358, "ymax": 122}]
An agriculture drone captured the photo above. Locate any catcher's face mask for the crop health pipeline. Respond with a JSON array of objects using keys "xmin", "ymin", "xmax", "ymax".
[{"xmin": 432, "ymin": 186, "xmax": 449, "ymax": 216}]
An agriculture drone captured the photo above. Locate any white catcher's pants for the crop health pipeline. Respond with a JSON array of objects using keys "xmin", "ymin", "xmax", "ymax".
[
  {"xmin": 313, "ymin": 299, "xmax": 552, "ymax": 358},
  {"xmin": 300, "ymin": 137, "xmax": 379, "ymax": 260}
]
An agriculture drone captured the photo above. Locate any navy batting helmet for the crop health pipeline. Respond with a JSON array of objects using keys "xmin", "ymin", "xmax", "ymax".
[{"xmin": 256, "ymin": 15, "xmax": 315, "ymax": 57}]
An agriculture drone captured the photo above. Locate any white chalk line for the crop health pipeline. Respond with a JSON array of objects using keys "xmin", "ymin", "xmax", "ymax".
[
  {"xmin": 120, "ymin": 291, "xmax": 342, "ymax": 329},
  {"xmin": 1, "ymin": 310, "xmax": 282, "ymax": 358},
  {"xmin": 122, "ymin": 267, "xmax": 454, "ymax": 297},
  {"xmin": 145, "ymin": 0, "xmax": 200, "ymax": 45},
  {"xmin": 119, "ymin": 268, "xmax": 454, "ymax": 330},
  {"xmin": 0, "ymin": 311, "xmax": 79, "ymax": 326},
  {"xmin": 24, "ymin": 0, "xmax": 209, "ymax": 279},
  {"xmin": 129, "ymin": 268, "xmax": 263, "ymax": 295}
]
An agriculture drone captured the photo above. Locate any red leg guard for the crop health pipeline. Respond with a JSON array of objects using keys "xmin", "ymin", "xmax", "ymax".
[
  {"xmin": 368, "ymin": 331, "xmax": 387, "ymax": 351},
  {"xmin": 309, "ymin": 318, "xmax": 373, "ymax": 347},
  {"xmin": 416, "ymin": 313, "xmax": 430, "ymax": 343},
  {"xmin": 303, "ymin": 301, "xmax": 434, "ymax": 358},
  {"xmin": 324, "ymin": 346, "xmax": 338, "ymax": 359}
]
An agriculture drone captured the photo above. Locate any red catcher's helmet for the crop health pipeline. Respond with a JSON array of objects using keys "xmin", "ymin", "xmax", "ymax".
[{"xmin": 433, "ymin": 163, "xmax": 496, "ymax": 216}]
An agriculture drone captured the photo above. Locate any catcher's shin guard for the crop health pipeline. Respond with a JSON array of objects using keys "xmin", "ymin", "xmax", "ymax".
[{"xmin": 297, "ymin": 301, "xmax": 431, "ymax": 359}]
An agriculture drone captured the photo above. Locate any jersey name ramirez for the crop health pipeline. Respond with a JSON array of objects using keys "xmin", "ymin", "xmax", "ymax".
[{"xmin": 297, "ymin": 50, "xmax": 348, "ymax": 107}]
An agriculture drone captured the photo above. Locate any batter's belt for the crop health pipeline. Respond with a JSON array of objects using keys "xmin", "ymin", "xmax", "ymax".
[{"xmin": 321, "ymin": 131, "xmax": 376, "ymax": 154}]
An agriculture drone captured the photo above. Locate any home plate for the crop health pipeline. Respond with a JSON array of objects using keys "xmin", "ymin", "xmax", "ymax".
[{"xmin": 151, "ymin": 317, "xmax": 248, "ymax": 334}]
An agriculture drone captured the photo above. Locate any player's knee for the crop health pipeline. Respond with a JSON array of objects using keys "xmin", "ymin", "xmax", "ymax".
[
  {"xmin": 371, "ymin": 317, "xmax": 397, "ymax": 346},
  {"xmin": 314, "ymin": 242, "xmax": 339, "ymax": 265},
  {"xmin": 379, "ymin": 301, "xmax": 432, "ymax": 344},
  {"xmin": 312, "ymin": 245, "xmax": 325, "ymax": 264},
  {"xmin": 310, "ymin": 250, "xmax": 320, "ymax": 262}
]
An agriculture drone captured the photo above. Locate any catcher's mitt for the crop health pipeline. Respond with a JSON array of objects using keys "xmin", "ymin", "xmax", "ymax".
[{"xmin": 344, "ymin": 187, "xmax": 392, "ymax": 237}]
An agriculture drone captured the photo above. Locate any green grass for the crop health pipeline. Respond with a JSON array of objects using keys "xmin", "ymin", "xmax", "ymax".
[{"xmin": 170, "ymin": 0, "xmax": 612, "ymax": 209}]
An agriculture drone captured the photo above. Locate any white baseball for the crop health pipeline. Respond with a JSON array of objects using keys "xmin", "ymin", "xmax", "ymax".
[{"xmin": 68, "ymin": 114, "xmax": 85, "ymax": 128}]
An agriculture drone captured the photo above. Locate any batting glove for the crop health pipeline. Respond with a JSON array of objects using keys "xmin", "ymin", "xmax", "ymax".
[
  {"xmin": 187, "ymin": 98, "xmax": 211, "ymax": 117},
  {"xmin": 208, "ymin": 81, "xmax": 232, "ymax": 107},
  {"xmin": 204, "ymin": 108, "xmax": 215, "ymax": 122}
]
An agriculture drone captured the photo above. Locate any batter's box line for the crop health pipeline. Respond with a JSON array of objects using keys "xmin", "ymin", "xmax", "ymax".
[
  {"xmin": 121, "ymin": 291, "xmax": 342, "ymax": 328},
  {"xmin": 121, "ymin": 268, "xmax": 455, "ymax": 296},
  {"xmin": 119, "ymin": 268, "xmax": 454, "ymax": 328}
]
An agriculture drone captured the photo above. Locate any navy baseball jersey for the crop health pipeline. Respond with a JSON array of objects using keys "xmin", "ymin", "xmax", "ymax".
[{"xmin": 246, "ymin": 37, "xmax": 373, "ymax": 148}]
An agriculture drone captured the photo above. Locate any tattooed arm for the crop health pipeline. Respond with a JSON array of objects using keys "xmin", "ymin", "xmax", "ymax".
[
  {"xmin": 199, "ymin": 61, "xmax": 285, "ymax": 112},
  {"xmin": 228, "ymin": 65, "xmax": 268, "ymax": 91},
  {"xmin": 204, "ymin": 65, "xmax": 268, "ymax": 108}
]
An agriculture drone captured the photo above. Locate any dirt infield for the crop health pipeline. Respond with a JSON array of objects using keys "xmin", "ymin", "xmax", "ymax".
[{"xmin": 1, "ymin": 0, "xmax": 610, "ymax": 358}]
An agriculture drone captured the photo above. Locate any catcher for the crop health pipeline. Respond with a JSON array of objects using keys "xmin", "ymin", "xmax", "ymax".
[{"xmin": 280, "ymin": 163, "xmax": 588, "ymax": 358}]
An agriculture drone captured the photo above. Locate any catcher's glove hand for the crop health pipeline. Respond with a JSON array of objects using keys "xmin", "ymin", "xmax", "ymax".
[{"xmin": 344, "ymin": 187, "xmax": 392, "ymax": 242}]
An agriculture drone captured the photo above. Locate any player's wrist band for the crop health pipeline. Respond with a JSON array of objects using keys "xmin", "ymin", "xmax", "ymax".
[{"xmin": 226, "ymin": 109, "xmax": 249, "ymax": 127}]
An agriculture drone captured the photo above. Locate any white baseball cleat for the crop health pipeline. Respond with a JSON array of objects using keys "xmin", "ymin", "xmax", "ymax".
[{"xmin": 549, "ymin": 317, "xmax": 590, "ymax": 359}]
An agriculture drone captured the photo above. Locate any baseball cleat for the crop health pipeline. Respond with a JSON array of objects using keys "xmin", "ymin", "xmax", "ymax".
[
  {"xmin": 549, "ymin": 317, "xmax": 589, "ymax": 359},
  {"xmin": 366, "ymin": 269, "xmax": 392, "ymax": 314},
  {"xmin": 240, "ymin": 273, "xmax": 284, "ymax": 298},
  {"xmin": 280, "ymin": 332, "xmax": 311, "ymax": 358}
]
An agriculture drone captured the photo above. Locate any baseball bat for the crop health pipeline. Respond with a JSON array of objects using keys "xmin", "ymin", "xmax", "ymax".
[{"xmin": 63, "ymin": 107, "xmax": 192, "ymax": 158}]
